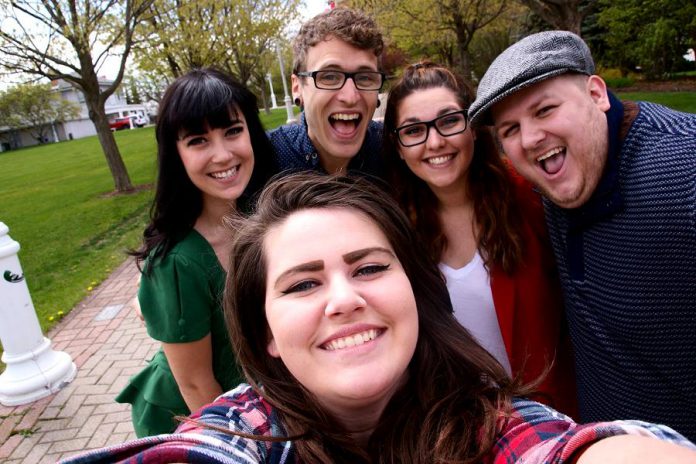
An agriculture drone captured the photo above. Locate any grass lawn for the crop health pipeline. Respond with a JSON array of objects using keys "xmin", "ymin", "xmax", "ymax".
[
  {"xmin": 0, "ymin": 108, "xmax": 288, "ymax": 371},
  {"xmin": 615, "ymin": 91, "xmax": 696, "ymax": 114},
  {"xmin": 260, "ymin": 105, "xmax": 297, "ymax": 129}
]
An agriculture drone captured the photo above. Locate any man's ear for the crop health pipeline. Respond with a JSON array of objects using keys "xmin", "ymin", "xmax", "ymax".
[
  {"xmin": 587, "ymin": 75, "xmax": 611, "ymax": 112},
  {"xmin": 291, "ymin": 74, "xmax": 301, "ymax": 103},
  {"xmin": 267, "ymin": 337, "xmax": 280, "ymax": 358}
]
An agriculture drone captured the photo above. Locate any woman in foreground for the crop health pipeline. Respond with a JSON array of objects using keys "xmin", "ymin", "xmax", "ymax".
[
  {"xmin": 115, "ymin": 68, "xmax": 276, "ymax": 436},
  {"xmin": 382, "ymin": 61, "xmax": 576, "ymax": 415},
  {"xmin": 68, "ymin": 174, "xmax": 694, "ymax": 463}
]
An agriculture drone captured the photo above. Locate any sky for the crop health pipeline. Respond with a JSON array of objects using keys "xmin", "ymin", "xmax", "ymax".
[{"xmin": 303, "ymin": 0, "xmax": 332, "ymax": 19}]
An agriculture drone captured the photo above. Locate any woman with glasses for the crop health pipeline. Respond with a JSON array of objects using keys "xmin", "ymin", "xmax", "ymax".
[{"xmin": 382, "ymin": 61, "xmax": 577, "ymax": 416}]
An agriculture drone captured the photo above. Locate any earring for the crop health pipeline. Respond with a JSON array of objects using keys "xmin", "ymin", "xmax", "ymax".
[
  {"xmin": 294, "ymin": 97, "xmax": 301, "ymax": 106},
  {"xmin": 376, "ymin": 99, "xmax": 381, "ymax": 108}
]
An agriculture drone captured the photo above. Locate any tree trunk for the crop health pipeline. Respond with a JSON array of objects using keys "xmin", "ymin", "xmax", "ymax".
[
  {"xmin": 518, "ymin": 0, "xmax": 586, "ymax": 36},
  {"xmin": 85, "ymin": 96, "xmax": 134, "ymax": 192},
  {"xmin": 459, "ymin": 46, "xmax": 473, "ymax": 83}
]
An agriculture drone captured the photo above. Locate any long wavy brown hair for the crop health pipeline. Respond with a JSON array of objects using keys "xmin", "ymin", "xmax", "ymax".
[
  {"xmin": 382, "ymin": 61, "xmax": 525, "ymax": 273},
  {"xmin": 224, "ymin": 173, "xmax": 524, "ymax": 463}
]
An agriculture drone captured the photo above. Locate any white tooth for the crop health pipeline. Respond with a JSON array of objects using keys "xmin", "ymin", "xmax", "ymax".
[
  {"xmin": 537, "ymin": 147, "xmax": 563, "ymax": 162},
  {"xmin": 211, "ymin": 166, "xmax": 237, "ymax": 178},
  {"xmin": 427, "ymin": 155, "xmax": 453, "ymax": 165},
  {"xmin": 325, "ymin": 330, "xmax": 380, "ymax": 351},
  {"xmin": 332, "ymin": 113, "xmax": 359, "ymax": 121}
]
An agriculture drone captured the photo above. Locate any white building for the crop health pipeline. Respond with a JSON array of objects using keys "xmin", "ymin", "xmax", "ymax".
[{"xmin": 0, "ymin": 78, "xmax": 151, "ymax": 152}]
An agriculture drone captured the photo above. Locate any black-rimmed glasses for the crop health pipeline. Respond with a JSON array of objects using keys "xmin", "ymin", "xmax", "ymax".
[
  {"xmin": 393, "ymin": 110, "xmax": 468, "ymax": 147},
  {"xmin": 296, "ymin": 70, "xmax": 385, "ymax": 91}
]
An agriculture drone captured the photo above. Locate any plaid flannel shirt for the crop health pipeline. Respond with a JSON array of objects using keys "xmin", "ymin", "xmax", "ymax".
[{"xmin": 62, "ymin": 384, "xmax": 694, "ymax": 463}]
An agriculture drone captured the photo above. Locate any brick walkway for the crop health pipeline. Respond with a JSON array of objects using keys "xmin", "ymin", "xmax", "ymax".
[{"xmin": 0, "ymin": 259, "xmax": 157, "ymax": 463}]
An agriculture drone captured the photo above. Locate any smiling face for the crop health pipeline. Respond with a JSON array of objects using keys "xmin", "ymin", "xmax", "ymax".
[
  {"xmin": 176, "ymin": 109, "xmax": 254, "ymax": 210},
  {"xmin": 292, "ymin": 37, "xmax": 380, "ymax": 174},
  {"xmin": 491, "ymin": 74, "xmax": 611, "ymax": 209},
  {"xmin": 263, "ymin": 207, "xmax": 418, "ymax": 429},
  {"xmin": 395, "ymin": 87, "xmax": 475, "ymax": 197}
]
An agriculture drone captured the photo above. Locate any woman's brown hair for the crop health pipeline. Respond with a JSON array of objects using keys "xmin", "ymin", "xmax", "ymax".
[
  {"xmin": 382, "ymin": 61, "xmax": 525, "ymax": 273},
  {"xmin": 225, "ymin": 172, "xmax": 523, "ymax": 463}
]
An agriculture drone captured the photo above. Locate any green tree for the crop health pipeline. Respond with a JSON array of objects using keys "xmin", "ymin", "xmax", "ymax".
[
  {"xmin": 133, "ymin": 0, "xmax": 300, "ymax": 85},
  {"xmin": 596, "ymin": 0, "xmax": 695, "ymax": 78},
  {"xmin": 125, "ymin": 76, "xmax": 143, "ymax": 104},
  {"xmin": 0, "ymin": 0, "xmax": 153, "ymax": 192},
  {"xmin": 349, "ymin": 0, "xmax": 508, "ymax": 79},
  {"xmin": 0, "ymin": 82, "xmax": 80, "ymax": 144}
]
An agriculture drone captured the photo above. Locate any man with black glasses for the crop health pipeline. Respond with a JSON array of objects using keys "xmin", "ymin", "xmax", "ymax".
[{"xmin": 269, "ymin": 8, "xmax": 385, "ymax": 177}]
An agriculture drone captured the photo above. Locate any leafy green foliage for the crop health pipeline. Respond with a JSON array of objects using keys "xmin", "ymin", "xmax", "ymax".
[
  {"xmin": 133, "ymin": 0, "xmax": 301, "ymax": 85},
  {"xmin": 351, "ymin": 0, "xmax": 507, "ymax": 79},
  {"xmin": 596, "ymin": 0, "xmax": 696, "ymax": 78}
]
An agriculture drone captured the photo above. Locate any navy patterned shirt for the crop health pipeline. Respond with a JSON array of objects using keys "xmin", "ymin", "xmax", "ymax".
[{"xmin": 267, "ymin": 112, "xmax": 385, "ymax": 179}]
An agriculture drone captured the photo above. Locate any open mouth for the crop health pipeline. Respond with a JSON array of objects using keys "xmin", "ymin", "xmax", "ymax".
[
  {"xmin": 329, "ymin": 112, "xmax": 361, "ymax": 136},
  {"xmin": 536, "ymin": 147, "xmax": 566, "ymax": 175},
  {"xmin": 322, "ymin": 329, "xmax": 381, "ymax": 351},
  {"xmin": 209, "ymin": 165, "xmax": 239, "ymax": 179}
]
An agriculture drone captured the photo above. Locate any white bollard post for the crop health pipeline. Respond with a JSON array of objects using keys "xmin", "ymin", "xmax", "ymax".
[
  {"xmin": 0, "ymin": 222, "xmax": 76, "ymax": 406},
  {"xmin": 266, "ymin": 73, "xmax": 278, "ymax": 108}
]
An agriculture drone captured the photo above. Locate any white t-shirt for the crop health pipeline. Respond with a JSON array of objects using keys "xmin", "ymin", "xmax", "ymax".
[{"xmin": 439, "ymin": 252, "xmax": 512, "ymax": 375}]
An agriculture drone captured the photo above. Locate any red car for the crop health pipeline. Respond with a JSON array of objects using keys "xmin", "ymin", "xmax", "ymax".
[{"xmin": 109, "ymin": 117, "xmax": 132, "ymax": 131}]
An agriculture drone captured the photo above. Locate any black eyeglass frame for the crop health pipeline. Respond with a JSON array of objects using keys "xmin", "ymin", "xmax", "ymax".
[
  {"xmin": 393, "ymin": 110, "xmax": 469, "ymax": 147},
  {"xmin": 296, "ymin": 70, "xmax": 386, "ymax": 91}
]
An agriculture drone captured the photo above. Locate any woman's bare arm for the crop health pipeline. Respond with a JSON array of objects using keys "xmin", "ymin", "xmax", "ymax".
[{"xmin": 162, "ymin": 334, "xmax": 223, "ymax": 412}]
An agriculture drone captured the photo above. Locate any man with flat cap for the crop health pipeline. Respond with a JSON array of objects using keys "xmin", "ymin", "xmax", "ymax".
[{"xmin": 469, "ymin": 31, "xmax": 696, "ymax": 440}]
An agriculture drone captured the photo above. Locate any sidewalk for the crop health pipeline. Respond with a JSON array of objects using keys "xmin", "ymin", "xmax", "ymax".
[{"xmin": 0, "ymin": 258, "xmax": 158, "ymax": 463}]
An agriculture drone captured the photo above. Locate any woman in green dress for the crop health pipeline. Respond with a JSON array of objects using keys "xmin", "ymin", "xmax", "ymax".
[{"xmin": 116, "ymin": 68, "xmax": 277, "ymax": 437}]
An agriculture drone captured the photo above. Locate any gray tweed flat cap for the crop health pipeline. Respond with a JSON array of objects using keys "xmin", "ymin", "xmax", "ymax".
[{"xmin": 469, "ymin": 30, "xmax": 595, "ymax": 126}]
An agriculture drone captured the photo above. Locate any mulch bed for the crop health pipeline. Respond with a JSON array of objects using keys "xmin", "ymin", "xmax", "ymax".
[{"xmin": 613, "ymin": 77, "xmax": 696, "ymax": 93}]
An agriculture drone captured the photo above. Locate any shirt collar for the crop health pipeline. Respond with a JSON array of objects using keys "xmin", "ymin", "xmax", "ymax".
[
  {"xmin": 298, "ymin": 113, "xmax": 322, "ymax": 169},
  {"xmin": 298, "ymin": 112, "xmax": 376, "ymax": 174}
]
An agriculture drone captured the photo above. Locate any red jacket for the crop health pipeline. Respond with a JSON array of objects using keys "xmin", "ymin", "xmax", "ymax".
[{"xmin": 489, "ymin": 172, "xmax": 578, "ymax": 418}]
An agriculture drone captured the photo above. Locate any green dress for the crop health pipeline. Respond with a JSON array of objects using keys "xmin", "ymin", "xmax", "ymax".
[{"xmin": 115, "ymin": 230, "xmax": 243, "ymax": 437}]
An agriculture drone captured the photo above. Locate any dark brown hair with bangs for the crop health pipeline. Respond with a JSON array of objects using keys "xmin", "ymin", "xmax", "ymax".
[{"xmin": 130, "ymin": 67, "xmax": 277, "ymax": 269}]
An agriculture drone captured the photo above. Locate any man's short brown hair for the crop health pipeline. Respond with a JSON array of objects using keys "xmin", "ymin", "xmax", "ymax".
[{"xmin": 292, "ymin": 7, "xmax": 384, "ymax": 74}]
